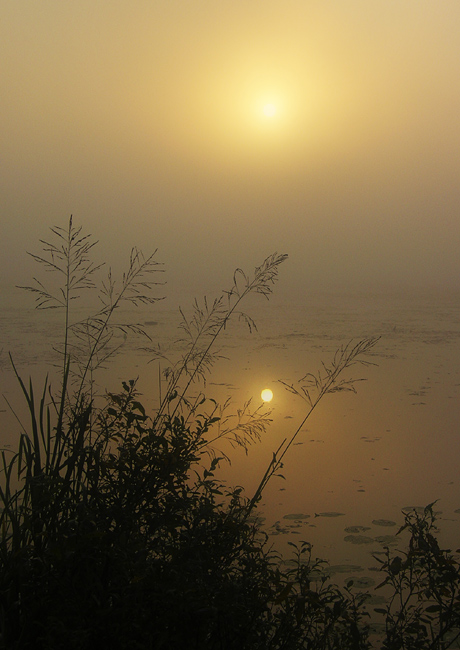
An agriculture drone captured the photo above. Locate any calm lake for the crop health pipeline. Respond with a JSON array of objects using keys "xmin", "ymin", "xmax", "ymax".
[{"xmin": 1, "ymin": 289, "xmax": 460, "ymax": 588}]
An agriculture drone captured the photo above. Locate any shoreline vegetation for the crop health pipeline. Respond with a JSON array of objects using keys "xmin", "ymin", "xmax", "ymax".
[{"xmin": 1, "ymin": 218, "xmax": 460, "ymax": 649}]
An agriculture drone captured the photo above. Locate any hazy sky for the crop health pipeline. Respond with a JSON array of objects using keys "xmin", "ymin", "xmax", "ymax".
[{"xmin": 2, "ymin": 1, "xmax": 460, "ymax": 305}]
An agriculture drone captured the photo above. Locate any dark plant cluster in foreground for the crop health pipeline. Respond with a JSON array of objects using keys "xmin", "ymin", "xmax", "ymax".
[{"xmin": 1, "ymin": 219, "xmax": 460, "ymax": 649}]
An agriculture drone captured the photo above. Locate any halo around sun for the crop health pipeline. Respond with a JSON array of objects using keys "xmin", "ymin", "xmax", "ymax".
[{"xmin": 261, "ymin": 388, "xmax": 274, "ymax": 402}]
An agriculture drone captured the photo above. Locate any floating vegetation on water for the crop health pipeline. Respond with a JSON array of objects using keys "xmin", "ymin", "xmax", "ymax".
[
  {"xmin": 401, "ymin": 506, "xmax": 433, "ymax": 516},
  {"xmin": 374, "ymin": 535, "xmax": 398, "ymax": 547},
  {"xmin": 373, "ymin": 550, "xmax": 387, "ymax": 559},
  {"xmin": 346, "ymin": 576, "xmax": 376, "ymax": 589},
  {"xmin": 345, "ymin": 526, "xmax": 371, "ymax": 533},
  {"xmin": 402, "ymin": 506, "xmax": 425, "ymax": 514},
  {"xmin": 269, "ymin": 522, "xmax": 291, "ymax": 535},
  {"xmin": 6, "ymin": 217, "xmax": 460, "ymax": 649},
  {"xmin": 372, "ymin": 519, "xmax": 396, "ymax": 527},
  {"xmin": 283, "ymin": 513, "xmax": 310, "ymax": 520},
  {"xmin": 246, "ymin": 515, "xmax": 266, "ymax": 525},
  {"xmin": 344, "ymin": 535, "xmax": 375, "ymax": 545},
  {"xmin": 327, "ymin": 564, "xmax": 364, "ymax": 575}
]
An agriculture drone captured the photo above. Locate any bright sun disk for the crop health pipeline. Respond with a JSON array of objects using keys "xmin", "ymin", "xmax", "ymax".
[
  {"xmin": 263, "ymin": 103, "xmax": 276, "ymax": 117},
  {"xmin": 261, "ymin": 388, "xmax": 273, "ymax": 402}
]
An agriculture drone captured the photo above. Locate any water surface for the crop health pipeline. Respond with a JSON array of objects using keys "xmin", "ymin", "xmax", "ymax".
[{"xmin": 1, "ymin": 290, "xmax": 460, "ymax": 575}]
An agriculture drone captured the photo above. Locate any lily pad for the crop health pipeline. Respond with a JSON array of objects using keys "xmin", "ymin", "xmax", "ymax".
[
  {"xmin": 344, "ymin": 526, "xmax": 371, "ymax": 534},
  {"xmin": 344, "ymin": 534, "xmax": 374, "ymax": 545},
  {"xmin": 246, "ymin": 515, "xmax": 266, "ymax": 524},
  {"xmin": 327, "ymin": 564, "xmax": 363, "ymax": 575},
  {"xmin": 283, "ymin": 513, "xmax": 310, "ymax": 520},
  {"xmin": 372, "ymin": 519, "xmax": 396, "ymax": 527},
  {"xmin": 375, "ymin": 535, "xmax": 398, "ymax": 546},
  {"xmin": 316, "ymin": 511, "xmax": 345, "ymax": 518},
  {"xmin": 401, "ymin": 506, "xmax": 425, "ymax": 514},
  {"xmin": 345, "ymin": 576, "xmax": 375, "ymax": 589},
  {"xmin": 269, "ymin": 523, "xmax": 290, "ymax": 535}
]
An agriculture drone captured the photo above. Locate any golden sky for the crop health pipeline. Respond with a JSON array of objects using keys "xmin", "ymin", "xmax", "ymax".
[{"xmin": 2, "ymin": 1, "xmax": 460, "ymax": 301}]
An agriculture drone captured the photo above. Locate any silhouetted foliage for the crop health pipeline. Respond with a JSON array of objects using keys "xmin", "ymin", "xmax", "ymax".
[{"xmin": 2, "ymin": 218, "xmax": 459, "ymax": 649}]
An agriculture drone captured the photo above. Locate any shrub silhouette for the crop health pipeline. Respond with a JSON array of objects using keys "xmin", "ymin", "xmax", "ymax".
[{"xmin": 2, "ymin": 218, "xmax": 459, "ymax": 649}]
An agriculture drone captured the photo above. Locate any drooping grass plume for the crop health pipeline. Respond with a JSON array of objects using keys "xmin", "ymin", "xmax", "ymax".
[
  {"xmin": 3, "ymin": 218, "xmax": 457, "ymax": 649},
  {"xmin": 148, "ymin": 253, "xmax": 288, "ymax": 421},
  {"xmin": 247, "ymin": 337, "xmax": 380, "ymax": 517}
]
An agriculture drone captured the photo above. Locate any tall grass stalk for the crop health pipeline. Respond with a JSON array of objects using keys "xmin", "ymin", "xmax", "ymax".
[
  {"xmin": 1, "ymin": 217, "xmax": 398, "ymax": 649},
  {"xmin": 1, "ymin": 219, "xmax": 286, "ymax": 569},
  {"xmin": 246, "ymin": 336, "xmax": 379, "ymax": 516},
  {"xmin": 2, "ymin": 217, "xmax": 165, "ymax": 570},
  {"xmin": 148, "ymin": 252, "xmax": 288, "ymax": 429}
]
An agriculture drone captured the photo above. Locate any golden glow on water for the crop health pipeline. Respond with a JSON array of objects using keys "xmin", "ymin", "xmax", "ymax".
[
  {"xmin": 261, "ymin": 388, "xmax": 274, "ymax": 402},
  {"xmin": 3, "ymin": 1, "xmax": 460, "ymax": 575}
]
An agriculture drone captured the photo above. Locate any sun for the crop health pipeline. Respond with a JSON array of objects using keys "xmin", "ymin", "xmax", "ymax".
[
  {"xmin": 263, "ymin": 103, "xmax": 277, "ymax": 117},
  {"xmin": 261, "ymin": 388, "xmax": 274, "ymax": 402}
]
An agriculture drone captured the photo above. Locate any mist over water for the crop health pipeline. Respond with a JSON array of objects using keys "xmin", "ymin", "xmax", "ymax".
[
  {"xmin": 2, "ymin": 288, "xmax": 460, "ymax": 575},
  {"xmin": 2, "ymin": 2, "xmax": 460, "ymax": 302},
  {"xmin": 2, "ymin": 5, "xmax": 460, "ymax": 641}
]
